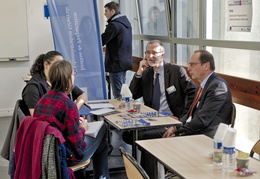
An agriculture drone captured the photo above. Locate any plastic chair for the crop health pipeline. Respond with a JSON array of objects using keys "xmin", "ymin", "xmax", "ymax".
[
  {"xmin": 119, "ymin": 147, "xmax": 150, "ymax": 179},
  {"xmin": 69, "ymin": 159, "xmax": 90, "ymax": 172},
  {"xmin": 229, "ymin": 103, "xmax": 236, "ymax": 128},
  {"xmin": 249, "ymin": 140, "xmax": 260, "ymax": 158}
]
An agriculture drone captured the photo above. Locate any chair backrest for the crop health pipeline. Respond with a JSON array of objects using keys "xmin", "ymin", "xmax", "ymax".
[
  {"xmin": 229, "ymin": 103, "xmax": 236, "ymax": 128},
  {"xmin": 1, "ymin": 99, "xmax": 29, "ymax": 161},
  {"xmin": 18, "ymin": 99, "xmax": 30, "ymax": 116},
  {"xmin": 249, "ymin": 140, "xmax": 260, "ymax": 158},
  {"xmin": 119, "ymin": 147, "xmax": 150, "ymax": 179}
]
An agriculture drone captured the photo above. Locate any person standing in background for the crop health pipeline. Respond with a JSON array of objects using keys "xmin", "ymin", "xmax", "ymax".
[
  {"xmin": 145, "ymin": 6, "xmax": 160, "ymax": 35},
  {"xmin": 143, "ymin": 6, "xmax": 167, "ymax": 36},
  {"xmin": 101, "ymin": 1, "xmax": 132, "ymax": 99}
]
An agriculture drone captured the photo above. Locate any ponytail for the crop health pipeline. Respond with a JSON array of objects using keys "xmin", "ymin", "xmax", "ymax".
[
  {"xmin": 29, "ymin": 50, "xmax": 63, "ymax": 76},
  {"xmin": 30, "ymin": 54, "xmax": 45, "ymax": 75}
]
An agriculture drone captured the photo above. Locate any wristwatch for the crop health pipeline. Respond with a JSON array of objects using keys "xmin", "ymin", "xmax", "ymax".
[{"xmin": 135, "ymin": 73, "xmax": 142, "ymax": 78}]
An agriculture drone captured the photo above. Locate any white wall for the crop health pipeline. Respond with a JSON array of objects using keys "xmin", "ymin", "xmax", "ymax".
[
  {"xmin": 0, "ymin": 0, "xmax": 110, "ymax": 117},
  {"xmin": 0, "ymin": 0, "xmax": 54, "ymax": 117},
  {"xmin": 0, "ymin": 0, "xmax": 114, "ymax": 117}
]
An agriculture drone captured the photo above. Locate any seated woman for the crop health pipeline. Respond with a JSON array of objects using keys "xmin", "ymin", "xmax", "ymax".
[
  {"xmin": 33, "ymin": 60, "xmax": 110, "ymax": 178},
  {"xmin": 22, "ymin": 51, "xmax": 87, "ymax": 116}
]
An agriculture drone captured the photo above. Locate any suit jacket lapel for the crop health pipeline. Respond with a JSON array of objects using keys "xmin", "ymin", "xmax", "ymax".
[
  {"xmin": 199, "ymin": 72, "xmax": 217, "ymax": 102},
  {"xmin": 164, "ymin": 62, "xmax": 170, "ymax": 89}
]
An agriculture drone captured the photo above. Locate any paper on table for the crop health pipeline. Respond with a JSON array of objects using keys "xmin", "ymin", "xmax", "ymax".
[
  {"xmin": 85, "ymin": 120, "xmax": 104, "ymax": 138},
  {"xmin": 88, "ymin": 102, "xmax": 114, "ymax": 109},
  {"xmin": 89, "ymin": 108, "xmax": 115, "ymax": 115}
]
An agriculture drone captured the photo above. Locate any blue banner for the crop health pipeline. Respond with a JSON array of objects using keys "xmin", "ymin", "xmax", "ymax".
[{"xmin": 47, "ymin": 0, "xmax": 107, "ymax": 100}]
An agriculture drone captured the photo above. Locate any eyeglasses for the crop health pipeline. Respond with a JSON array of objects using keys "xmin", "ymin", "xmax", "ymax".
[
  {"xmin": 144, "ymin": 51, "xmax": 162, "ymax": 56},
  {"xmin": 188, "ymin": 62, "xmax": 202, "ymax": 67}
]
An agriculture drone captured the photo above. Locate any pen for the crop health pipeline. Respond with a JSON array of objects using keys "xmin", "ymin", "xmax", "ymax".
[{"xmin": 84, "ymin": 103, "xmax": 91, "ymax": 110}]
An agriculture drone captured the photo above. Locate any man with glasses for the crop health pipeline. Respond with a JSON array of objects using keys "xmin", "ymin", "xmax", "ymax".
[
  {"xmin": 122, "ymin": 40, "xmax": 196, "ymax": 145},
  {"xmin": 163, "ymin": 49, "xmax": 232, "ymax": 138},
  {"xmin": 139, "ymin": 49, "xmax": 233, "ymax": 178}
]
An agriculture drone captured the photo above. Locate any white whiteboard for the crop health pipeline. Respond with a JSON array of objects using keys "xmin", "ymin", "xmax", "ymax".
[{"xmin": 0, "ymin": 0, "xmax": 29, "ymax": 61}]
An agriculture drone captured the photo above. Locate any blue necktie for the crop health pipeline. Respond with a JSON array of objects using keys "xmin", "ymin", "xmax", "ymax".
[{"xmin": 152, "ymin": 73, "xmax": 160, "ymax": 111}]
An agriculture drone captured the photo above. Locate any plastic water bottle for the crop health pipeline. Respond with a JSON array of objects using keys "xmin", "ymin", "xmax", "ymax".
[
  {"xmin": 119, "ymin": 97, "xmax": 126, "ymax": 109},
  {"xmin": 222, "ymin": 146, "xmax": 236, "ymax": 171},
  {"xmin": 222, "ymin": 128, "xmax": 237, "ymax": 172},
  {"xmin": 213, "ymin": 139, "xmax": 223, "ymax": 166},
  {"xmin": 213, "ymin": 123, "xmax": 228, "ymax": 166},
  {"xmin": 121, "ymin": 84, "xmax": 132, "ymax": 111},
  {"xmin": 125, "ymin": 97, "xmax": 131, "ymax": 110}
]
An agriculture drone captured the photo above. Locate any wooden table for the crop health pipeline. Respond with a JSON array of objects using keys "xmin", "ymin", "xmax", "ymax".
[
  {"xmin": 136, "ymin": 135, "xmax": 260, "ymax": 179},
  {"xmin": 96, "ymin": 99, "xmax": 181, "ymax": 158}
]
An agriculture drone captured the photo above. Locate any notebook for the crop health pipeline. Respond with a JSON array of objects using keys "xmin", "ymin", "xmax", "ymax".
[{"xmin": 85, "ymin": 120, "xmax": 104, "ymax": 138}]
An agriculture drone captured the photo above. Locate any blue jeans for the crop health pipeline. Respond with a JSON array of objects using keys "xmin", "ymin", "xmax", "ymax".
[
  {"xmin": 69, "ymin": 124, "xmax": 110, "ymax": 179},
  {"xmin": 109, "ymin": 71, "xmax": 126, "ymax": 99}
]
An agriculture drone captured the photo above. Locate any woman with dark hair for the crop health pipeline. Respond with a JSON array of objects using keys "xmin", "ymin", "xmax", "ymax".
[
  {"xmin": 34, "ymin": 60, "xmax": 110, "ymax": 178},
  {"xmin": 144, "ymin": 6, "xmax": 167, "ymax": 35},
  {"xmin": 22, "ymin": 51, "xmax": 87, "ymax": 116},
  {"xmin": 145, "ymin": 6, "xmax": 160, "ymax": 34}
]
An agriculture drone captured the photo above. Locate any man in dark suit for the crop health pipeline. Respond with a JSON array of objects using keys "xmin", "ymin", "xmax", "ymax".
[
  {"xmin": 141, "ymin": 49, "xmax": 233, "ymax": 178},
  {"xmin": 122, "ymin": 40, "xmax": 196, "ymax": 144},
  {"xmin": 132, "ymin": 40, "xmax": 196, "ymax": 118},
  {"xmin": 163, "ymin": 49, "xmax": 232, "ymax": 138}
]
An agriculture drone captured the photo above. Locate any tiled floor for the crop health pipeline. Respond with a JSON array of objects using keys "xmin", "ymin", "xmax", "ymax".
[
  {"xmin": 0, "ymin": 117, "xmax": 11, "ymax": 179},
  {"xmin": 0, "ymin": 116, "xmax": 130, "ymax": 179}
]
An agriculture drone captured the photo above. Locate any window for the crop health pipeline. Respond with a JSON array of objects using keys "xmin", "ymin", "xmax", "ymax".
[
  {"xmin": 120, "ymin": 0, "xmax": 139, "ymax": 35},
  {"xmin": 175, "ymin": 44, "xmax": 199, "ymax": 65},
  {"xmin": 119, "ymin": 0, "xmax": 260, "ymax": 152},
  {"xmin": 206, "ymin": 47, "xmax": 260, "ymax": 81},
  {"xmin": 138, "ymin": 0, "xmax": 168, "ymax": 36},
  {"xmin": 175, "ymin": 0, "xmax": 199, "ymax": 38}
]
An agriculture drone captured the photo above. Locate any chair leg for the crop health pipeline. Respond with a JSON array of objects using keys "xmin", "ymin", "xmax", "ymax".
[{"xmin": 108, "ymin": 144, "xmax": 114, "ymax": 155}]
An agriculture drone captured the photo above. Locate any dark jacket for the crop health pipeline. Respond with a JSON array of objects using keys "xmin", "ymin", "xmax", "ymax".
[
  {"xmin": 177, "ymin": 72, "xmax": 232, "ymax": 138},
  {"xmin": 130, "ymin": 62, "xmax": 196, "ymax": 118},
  {"xmin": 22, "ymin": 72, "xmax": 83, "ymax": 109},
  {"xmin": 102, "ymin": 12, "xmax": 132, "ymax": 72}
]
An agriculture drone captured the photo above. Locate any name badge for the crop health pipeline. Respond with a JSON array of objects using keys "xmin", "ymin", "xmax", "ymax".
[
  {"xmin": 196, "ymin": 101, "xmax": 200, "ymax": 108},
  {"xmin": 166, "ymin": 85, "xmax": 176, "ymax": 94}
]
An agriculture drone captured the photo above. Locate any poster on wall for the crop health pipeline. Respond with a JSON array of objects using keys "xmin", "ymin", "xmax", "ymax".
[{"xmin": 227, "ymin": 0, "xmax": 252, "ymax": 32}]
